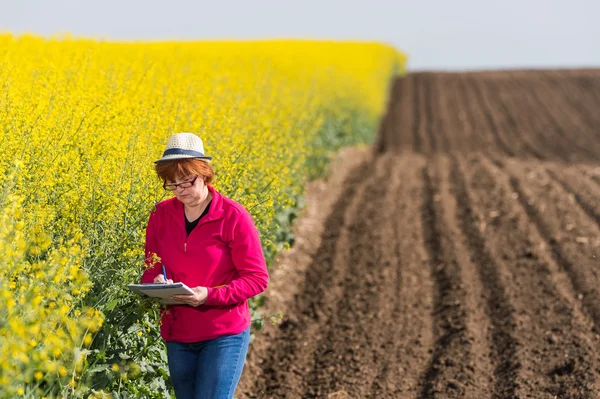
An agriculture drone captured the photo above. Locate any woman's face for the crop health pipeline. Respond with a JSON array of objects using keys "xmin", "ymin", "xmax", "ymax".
[{"xmin": 165, "ymin": 174, "xmax": 207, "ymax": 205}]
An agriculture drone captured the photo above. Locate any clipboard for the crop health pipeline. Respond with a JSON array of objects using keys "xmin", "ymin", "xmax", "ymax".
[{"xmin": 127, "ymin": 283, "xmax": 195, "ymax": 305}]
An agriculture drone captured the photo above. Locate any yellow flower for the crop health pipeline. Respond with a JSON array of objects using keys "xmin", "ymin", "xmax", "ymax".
[
  {"xmin": 32, "ymin": 295, "xmax": 42, "ymax": 306},
  {"xmin": 45, "ymin": 362, "xmax": 57, "ymax": 373},
  {"xmin": 111, "ymin": 363, "xmax": 119, "ymax": 372}
]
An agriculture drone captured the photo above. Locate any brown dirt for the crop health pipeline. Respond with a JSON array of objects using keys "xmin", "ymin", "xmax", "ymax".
[{"xmin": 237, "ymin": 70, "xmax": 600, "ymax": 398}]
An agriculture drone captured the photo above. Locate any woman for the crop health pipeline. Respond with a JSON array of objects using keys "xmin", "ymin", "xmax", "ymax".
[{"xmin": 140, "ymin": 132, "xmax": 269, "ymax": 399}]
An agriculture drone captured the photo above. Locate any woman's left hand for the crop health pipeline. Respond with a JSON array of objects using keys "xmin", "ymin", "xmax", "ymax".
[{"xmin": 171, "ymin": 286, "xmax": 208, "ymax": 307}]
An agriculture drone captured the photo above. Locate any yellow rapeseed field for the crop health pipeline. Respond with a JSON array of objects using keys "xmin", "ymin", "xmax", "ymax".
[{"xmin": 0, "ymin": 33, "xmax": 406, "ymax": 397}]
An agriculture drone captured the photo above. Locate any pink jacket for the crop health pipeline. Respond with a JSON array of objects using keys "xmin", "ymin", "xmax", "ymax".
[{"xmin": 141, "ymin": 185, "xmax": 269, "ymax": 342}]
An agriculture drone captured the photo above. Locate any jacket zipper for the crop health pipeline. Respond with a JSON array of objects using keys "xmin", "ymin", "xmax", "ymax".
[
  {"xmin": 184, "ymin": 214, "xmax": 209, "ymax": 253},
  {"xmin": 181, "ymin": 193, "xmax": 216, "ymax": 254},
  {"xmin": 182, "ymin": 197, "xmax": 215, "ymax": 253}
]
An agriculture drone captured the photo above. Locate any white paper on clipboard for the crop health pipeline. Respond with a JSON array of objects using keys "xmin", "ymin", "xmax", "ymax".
[{"xmin": 127, "ymin": 282, "xmax": 195, "ymax": 305}]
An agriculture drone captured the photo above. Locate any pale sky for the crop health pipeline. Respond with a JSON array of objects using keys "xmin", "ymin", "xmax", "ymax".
[{"xmin": 1, "ymin": 0, "xmax": 599, "ymax": 70}]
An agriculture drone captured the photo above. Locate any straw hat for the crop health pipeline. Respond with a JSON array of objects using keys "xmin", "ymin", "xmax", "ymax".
[{"xmin": 154, "ymin": 132, "xmax": 212, "ymax": 163}]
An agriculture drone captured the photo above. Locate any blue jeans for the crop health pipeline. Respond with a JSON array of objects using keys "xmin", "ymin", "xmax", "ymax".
[{"xmin": 165, "ymin": 327, "xmax": 250, "ymax": 399}]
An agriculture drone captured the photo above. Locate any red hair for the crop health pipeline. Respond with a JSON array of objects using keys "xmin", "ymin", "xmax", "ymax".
[{"xmin": 155, "ymin": 159, "xmax": 214, "ymax": 185}]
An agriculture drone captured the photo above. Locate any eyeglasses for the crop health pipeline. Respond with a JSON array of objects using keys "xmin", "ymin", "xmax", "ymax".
[{"xmin": 163, "ymin": 176, "xmax": 198, "ymax": 191}]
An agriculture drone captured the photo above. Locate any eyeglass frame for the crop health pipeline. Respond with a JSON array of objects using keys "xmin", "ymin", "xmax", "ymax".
[{"xmin": 163, "ymin": 175, "xmax": 199, "ymax": 191}]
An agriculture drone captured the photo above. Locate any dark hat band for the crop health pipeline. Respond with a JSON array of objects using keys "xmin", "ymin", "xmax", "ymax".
[{"xmin": 162, "ymin": 148, "xmax": 207, "ymax": 158}]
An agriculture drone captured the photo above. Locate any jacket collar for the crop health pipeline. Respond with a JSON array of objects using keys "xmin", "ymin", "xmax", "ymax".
[{"xmin": 166, "ymin": 184, "xmax": 225, "ymax": 223}]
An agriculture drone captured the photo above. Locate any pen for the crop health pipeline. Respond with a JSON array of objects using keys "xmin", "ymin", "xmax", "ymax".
[{"xmin": 162, "ymin": 265, "xmax": 167, "ymax": 282}]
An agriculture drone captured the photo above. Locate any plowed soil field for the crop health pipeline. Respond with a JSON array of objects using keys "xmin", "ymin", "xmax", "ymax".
[{"xmin": 238, "ymin": 70, "xmax": 600, "ymax": 399}]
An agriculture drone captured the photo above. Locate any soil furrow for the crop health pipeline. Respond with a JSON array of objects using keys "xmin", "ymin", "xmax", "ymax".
[
  {"xmin": 306, "ymin": 154, "xmax": 401, "ymax": 398},
  {"xmin": 533, "ymin": 79, "xmax": 600, "ymax": 159},
  {"xmin": 385, "ymin": 155, "xmax": 435, "ymax": 397},
  {"xmin": 249, "ymin": 156, "xmax": 377, "ymax": 398},
  {"xmin": 368, "ymin": 154, "xmax": 433, "ymax": 398},
  {"xmin": 449, "ymin": 156, "xmax": 520, "ymax": 398},
  {"xmin": 485, "ymin": 78, "xmax": 546, "ymax": 160},
  {"xmin": 425, "ymin": 73, "xmax": 451, "ymax": 153},
  {"xmin": 431, "ymin": 75, "xmax": 452, "ymax": 153},
  {"xmin": 465, "ymin": 155, "xmax": 599, "ymax": 397},
  {"xmin": 422, "ymin": 74, "xmax": 438, "ymax": 153},
  {"xmin": 411, "ymin": 73, "xmax": 424, "ymax": 153},
  {"xmin": 545, "ymin": 168, "xmax": 600, "ymax": 230},
  {"xmin": 544, "ymin": 76, "xmax": 600, "ymax": 135},
  {"xmin": 418, "ymin": 157, "xmax": 482, "ymax": 398},
  {"xmin": 454, "ymin": 74, "xmax": 485, "ymax": 153},
  {"xmin": 500, "ymin": 160, "xmax": 600, "ymax": 332},
  {"xmin": 525, "ymin": 82, "xmax": 599, "ymax": 162},
  {"xmin": 366, "ymin": 155, "xmax": 407, "ymax": 398},
  {"xmin": 433, "ymin": 155, "xmax": 501, "ymax": 398},
  {"xmin": 414, "ymin": 73, "xmax": 434, "ymax": 155},
  {"xmin": 499, "ymin": 78, "xmax": 565, "ymax": 161},
  {"xmin": 395, "ymin": 76, "xmax": 417, "ymax": 153},
  {"xmin": 458, "ymin": 76, "xmax": 496, "ymax": 154},
  {"xmin": 467, "ymin": 77, "xmax": 516, "ymax": 157},
  {"xmin": 556, "ymin": 75, "xmax": 600, "ymax": 120}
]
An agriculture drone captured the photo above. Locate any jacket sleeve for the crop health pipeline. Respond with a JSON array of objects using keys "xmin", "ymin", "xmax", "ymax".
[
  {"xmin": 140, "ymin": 207, "xmax": 162, "ymax": 284},
  {"xmin": 204, "ymin": 209, "xmax": 269, "ymax": 306}
]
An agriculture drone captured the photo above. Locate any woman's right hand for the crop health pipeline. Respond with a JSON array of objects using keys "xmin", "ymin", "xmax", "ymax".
[{"xmin": 154, "ymin": 274, "xmax": 174, "ymax": 284}]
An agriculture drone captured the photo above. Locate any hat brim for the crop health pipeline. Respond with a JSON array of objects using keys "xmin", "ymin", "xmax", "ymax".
[{"xmin": 154, "ymin": 155, "xmax": 213, "ymax": 163}]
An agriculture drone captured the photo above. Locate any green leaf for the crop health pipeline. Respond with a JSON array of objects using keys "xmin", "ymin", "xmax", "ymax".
[{"xmin": 105, "ymin": 299, "xmax": 119, "ymax": 311}]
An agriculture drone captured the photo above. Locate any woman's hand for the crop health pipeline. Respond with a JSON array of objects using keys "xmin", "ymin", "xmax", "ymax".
[
  {"xmin": 154, "ymin": 274, "xmax": 173, "ymax": 284},
  {"xmin": 171, "ymin": 287, "xmax": 208, "ymax": 307}
]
